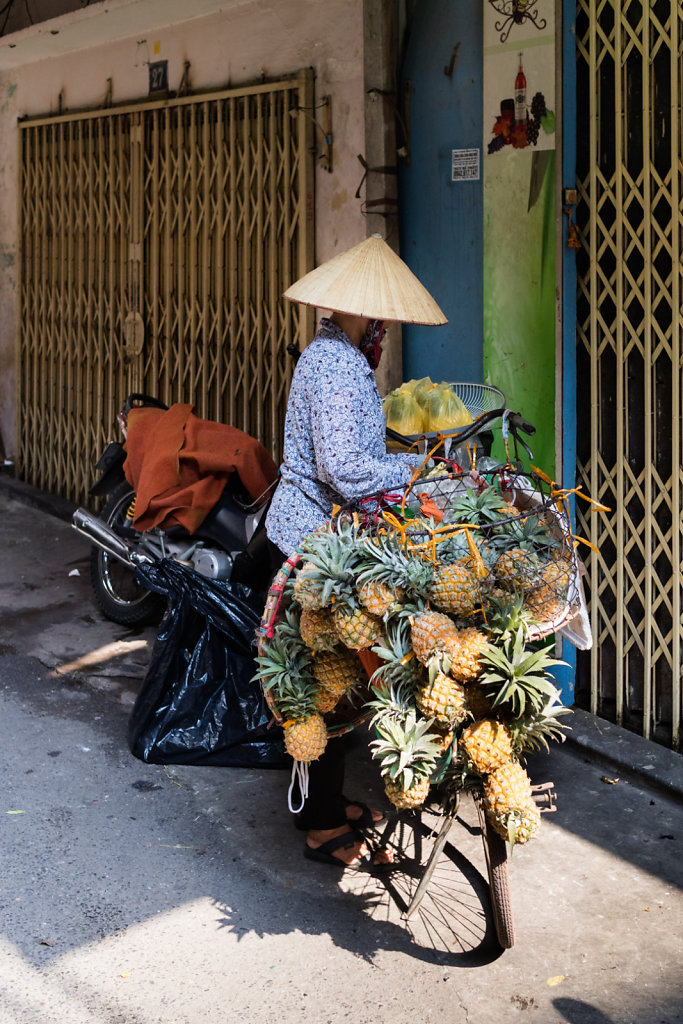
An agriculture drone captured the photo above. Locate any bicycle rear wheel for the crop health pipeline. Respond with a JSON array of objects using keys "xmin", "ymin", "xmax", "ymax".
[{"xmin": 477, "ymin": 801, "xmax": 515, "ymax": 948}]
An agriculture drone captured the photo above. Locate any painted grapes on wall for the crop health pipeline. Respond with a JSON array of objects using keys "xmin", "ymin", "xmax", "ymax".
[{"xmin": 487, "ymin": 51, "xmax": 556, "ymax": 154}]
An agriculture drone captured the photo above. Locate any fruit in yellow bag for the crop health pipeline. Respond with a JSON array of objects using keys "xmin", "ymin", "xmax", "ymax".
[
  {"xmin": 411, "ymin": 376, "xmax": 436, "ymax": 411},
  {"xmin": 383, "ymin": 391, "xmax": 426, "ymax": 435},
  {"xmin": 396, "ymin": 378, "xmax": 421, "ymax": 395},
  {"xmin": 425, "ymin": 384, "xmax": 473, "ymax": 432}
]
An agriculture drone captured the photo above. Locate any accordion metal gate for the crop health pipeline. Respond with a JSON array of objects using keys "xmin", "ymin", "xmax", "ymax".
[
  {"xmin": 17, "ymin": 69, "xmax": 315, "ymax": 505},
  {"xmin": 574, "ymin": 1, "xmax": 682, "ymax": 749}
]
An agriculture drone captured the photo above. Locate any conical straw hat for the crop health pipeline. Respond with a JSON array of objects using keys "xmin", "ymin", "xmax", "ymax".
[{"xmin": 283, "ymin": 234, "xmax": 447, "ymax": 325}]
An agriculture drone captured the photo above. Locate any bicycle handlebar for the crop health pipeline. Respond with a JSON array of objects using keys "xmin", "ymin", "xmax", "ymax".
[{"xmin": 506, "ymin": 412, "xmax": 536, "ymax": 437}]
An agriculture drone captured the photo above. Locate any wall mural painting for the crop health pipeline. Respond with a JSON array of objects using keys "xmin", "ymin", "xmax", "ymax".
[
  {"xmin": 482, "ymin": 0, "xmax": 557, "ymax": 474},
  {"xmin": 487, "ymin": 49, "xmax": 556, "ymax": 154}
]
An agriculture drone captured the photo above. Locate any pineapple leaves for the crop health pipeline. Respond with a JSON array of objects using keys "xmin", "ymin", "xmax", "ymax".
[
  {"xmin": 510, "ymin": 693, "xmax": 572, "ymax": 755},
  {"xmin": 370, "ymin": 710, "xmax": 441, "ymax": 790},
  {"xmin": 479, "ymin": 627, "xmax": 568, "ymax": 717}
]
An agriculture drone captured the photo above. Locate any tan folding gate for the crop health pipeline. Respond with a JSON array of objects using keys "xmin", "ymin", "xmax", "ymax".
[
  {"xmin": 575, "ymin": 2, "xmax": 682, "ymax": 749},
  {"xmin": 18, "ymin": 69, "xmax": 315, "ymax": 505}
]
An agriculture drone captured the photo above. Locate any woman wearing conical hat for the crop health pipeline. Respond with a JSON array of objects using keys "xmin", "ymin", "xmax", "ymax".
[{"xmin": 266, "ymin": 235, "xmax": 446, "ymax": 870}]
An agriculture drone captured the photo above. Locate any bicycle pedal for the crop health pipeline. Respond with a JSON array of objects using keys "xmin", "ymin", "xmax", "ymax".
[{"xmin": 531, "ymin": 780, "xmax": 557, "ymax": 813}]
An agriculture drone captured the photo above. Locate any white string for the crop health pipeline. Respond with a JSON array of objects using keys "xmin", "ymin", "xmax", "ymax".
[{"xmin": 287, "ymin": 760, "xmax": 309, "ymax": 814}]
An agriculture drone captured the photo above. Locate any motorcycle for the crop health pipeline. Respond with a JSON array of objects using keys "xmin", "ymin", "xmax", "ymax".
[{"xmin": 72, "ymin": 394, "xmax": 276, "ymax": 626}]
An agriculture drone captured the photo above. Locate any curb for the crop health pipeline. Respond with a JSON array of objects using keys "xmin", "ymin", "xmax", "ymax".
[
  {"xmin": 0, "ymin": 469, "xmax": 77, "ymax": 523},
  {"xmin": 565, "ymin": 706, "xmax": 683, "ymax": 802}
]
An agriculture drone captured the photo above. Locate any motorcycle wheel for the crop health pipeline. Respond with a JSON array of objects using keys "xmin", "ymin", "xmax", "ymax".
[{"xmin": 89, "ymin": 481, "xmax": 164, "ymax": 626}]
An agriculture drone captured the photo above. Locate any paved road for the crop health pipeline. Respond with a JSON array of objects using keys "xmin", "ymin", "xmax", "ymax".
[{"xmin": 1, "ymin": 486, "xmax": 682, "ymax": 1023}]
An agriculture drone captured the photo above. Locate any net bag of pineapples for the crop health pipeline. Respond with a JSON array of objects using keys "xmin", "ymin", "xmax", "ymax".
[{"xmin": 256, "ymin": 464, "xmax": 589, "ymax": 843}]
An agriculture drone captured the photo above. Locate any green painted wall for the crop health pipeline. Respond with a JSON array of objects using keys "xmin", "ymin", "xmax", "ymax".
[
  {"xmin": 481, "ymin": 7, "xmax": 557, "ymax": 477},
  {"xmin": 483, "ymin": 148, "xmax": 556, "ymax": 475}
]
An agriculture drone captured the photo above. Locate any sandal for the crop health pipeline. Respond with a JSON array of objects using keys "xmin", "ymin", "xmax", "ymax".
[
  {"xmin": 303, "ymin": 830, "xmax": 388, "ymax": 872},
  {"xmin": 343, "ymin": 797, "xmax": 386, "ymax": 830}
]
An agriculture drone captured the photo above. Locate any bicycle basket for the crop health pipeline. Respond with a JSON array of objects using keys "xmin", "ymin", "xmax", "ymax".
[
  {"xmin": 450, "ymin": 382, "xmax": 505, "ymax": 417},
  {"xmin": 353, "ymin": 465, "xmax": 585, "ymax": 644}
]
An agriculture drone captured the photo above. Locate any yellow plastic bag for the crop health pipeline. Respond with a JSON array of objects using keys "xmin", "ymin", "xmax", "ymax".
[
  {"xmin": 425, "ymin": 384, "xmax": 473, "ymax": 432},
  {"xmin": 412, "ymin": 376, "xmax": 436, "ymax": 411},
  {"xmin": 383, "ymin": 391, "xmax": 427, "ymax": 435},
  {"xmin": 396, "ymin": 378, "xmax": 421, "ymax": 396}
]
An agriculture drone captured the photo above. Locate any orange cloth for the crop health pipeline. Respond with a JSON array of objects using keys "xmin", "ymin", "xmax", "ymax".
[{"xmin": 123, "ymin": 403, "xmax": 278, "ymax": 534}]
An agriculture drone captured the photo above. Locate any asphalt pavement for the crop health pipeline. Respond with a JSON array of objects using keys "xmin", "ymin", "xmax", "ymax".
[{"xmin": 0, "ymin": 472, "xmax": 682, "ymax": 1024}]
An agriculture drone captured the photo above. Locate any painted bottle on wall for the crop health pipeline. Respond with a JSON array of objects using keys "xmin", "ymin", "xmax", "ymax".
[{"xmin": 514, "ymin": 52, "xmax": 527, "ymax": 125}]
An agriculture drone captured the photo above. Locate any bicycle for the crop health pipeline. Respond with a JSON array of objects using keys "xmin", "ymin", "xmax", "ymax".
[{"xmin": 258, "ymin": 395, "xmax": 576, "ymax": 952}]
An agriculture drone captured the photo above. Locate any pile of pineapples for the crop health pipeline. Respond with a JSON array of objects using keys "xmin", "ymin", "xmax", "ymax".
[{"xmin": 255, "ymin": 474, "xmax": 573, "ymax": 846}]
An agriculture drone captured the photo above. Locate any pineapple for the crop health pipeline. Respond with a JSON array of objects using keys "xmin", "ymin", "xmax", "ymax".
[
  {"xmin": 465, "ymin": 682, "xmax": 494, "ymax": 721},
  {"xmin": 358, "ymin": 578, "xmax": 403, "ymax": 617},
  {"xmin": 410, "ymin": 608, "xmax": 460, "ymax": 665},
  {"xmin": 283, "ymin": 713, "xmax": 328, "ymax": 763},
  {"xmin": 254, "ymin": 607, "xmax": 315, "ymax": 699},
  {"xmin": 312, "ymin": 645, "xmax": 367, "ymax": 708},
  {"xmin": 438, "ymin": 529, "xmax": 494, "ymax": 575},
  {"xmin": 523, "ymin": 586, "xmax": 566, "ymax": 624},
  {"xmin": 256, "ymin": 618, "xmax": 327, "ymax": 762},
  {"xmin": 299, "ymin": 606, "xmax": 338, "ymax": 651},
  {"xmin": 356, "ymin": 530, "xmax": 433, "ymax": 607},
  {"xmin": 494, "ymin": 547, "xmax": 541, "ymax": 592},
  {"xmin": 486, "ymin": 592, "xmax": 537, "ymax": 642},
  {"xmin": 441, "ymin": 626, "xmax": 490, "ymax": 683},
  {"xmin": 523, "ymin": 552, "xmax": 573, "ymax": 623},
  {"xmin": 415, "ymin": 666, "xmax": 467, "ymax": 725},
  {"xmin": 314, "ymin": 687, "xmax": 344, "ymax": 714},
  {"xmin": 293, "ymin": 560, "xmax": 325, "ymax": 610},
  {"xmin": 298, "ymin": 517, "xmax": 363, "ymax": 609},
  {"xmin": 428, "ymin": 562, "xmax": 480, "ymax": 616},
  {"xmin": 333, "ymin": 601, "xmax": 384, "ymax": 650},
  {"xmin": 370, "ymin": 710, "xmax": 442, "ymax": 809},
  {"xmin": 483, "ymin": 761, "xmax": 541, "ymax": 845},
  {"xmin": 492, "ymin": 513, "xmax": 558, "ymax": 593},
  {"xmin": 367, "ymin": 678, "xmax": 418, "ymax": 727},
  {"xmin": 455, "ymin": 554, "xmax": 489, "ymax": 582},
  {"xmin": 540, "ymin": 552, "xmax": 573, "ymax": 590},
  {"xmin": 461, "ymin": 718, "xmax": 514, "ymax": 774},
  {"xmin": 384, "ymin": 775, "xmax": 432, "ymax": 810}
]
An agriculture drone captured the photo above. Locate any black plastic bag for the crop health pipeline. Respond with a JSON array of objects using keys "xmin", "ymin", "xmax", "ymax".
[{"xmin": 128, "ymin": 558, "xmax": 288, "ymax": 769}]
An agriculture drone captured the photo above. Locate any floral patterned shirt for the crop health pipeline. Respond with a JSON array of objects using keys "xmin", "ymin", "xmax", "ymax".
[{"xmin": 266, "ymin": 318, "xmax": 420, "ymax": 553}]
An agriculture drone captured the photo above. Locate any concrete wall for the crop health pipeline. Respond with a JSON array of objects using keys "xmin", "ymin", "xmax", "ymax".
[{"xmin": 0, "ymin": 0, "xmax": 367, "ymax": 457}]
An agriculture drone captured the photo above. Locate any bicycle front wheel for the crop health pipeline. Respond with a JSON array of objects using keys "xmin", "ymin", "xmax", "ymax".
[{"xmin": 478, "ymin": 803, "xmax": 515, "ymax": 949}]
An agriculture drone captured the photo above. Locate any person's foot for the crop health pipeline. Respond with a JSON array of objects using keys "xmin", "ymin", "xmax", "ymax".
[
  {"xmin": 294, "ymin": 800, "xmax": 384, "ymax": 833},
  {"xmin": 306, "ymin": 825, "xmax": 393, "ymax": 867},
  {"xmin": 344, "ymin": 802, "xmax": 384, "ymax": 827}
]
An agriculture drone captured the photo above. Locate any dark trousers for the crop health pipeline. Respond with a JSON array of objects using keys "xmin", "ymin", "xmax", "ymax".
[{"xmin": 268, "ymin": 540, "xmax": 348, "ymax": 831}]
